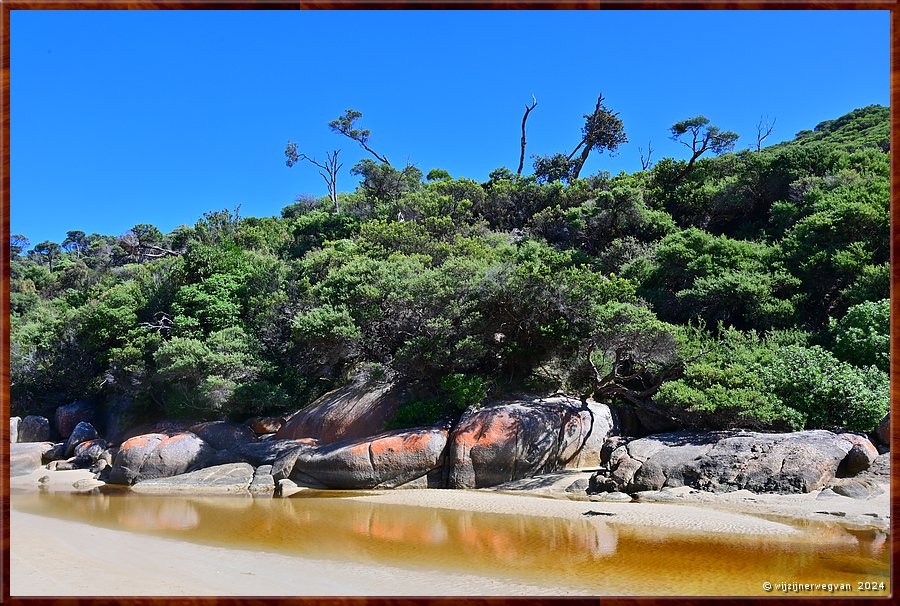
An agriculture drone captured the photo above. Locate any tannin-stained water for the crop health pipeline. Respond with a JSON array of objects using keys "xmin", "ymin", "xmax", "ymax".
[{"xmin": 11, "ymin": 488, "xmax": 890, "ymax": 596}]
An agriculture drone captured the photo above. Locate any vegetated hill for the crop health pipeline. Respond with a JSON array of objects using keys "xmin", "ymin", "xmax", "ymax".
[
  {"xmin": 9, "ymin": 106, "xmax": 889, "ymax": 436},
  {"xmin": 783, "ymin": 104, "xmax": 889, "ymax": 152}
]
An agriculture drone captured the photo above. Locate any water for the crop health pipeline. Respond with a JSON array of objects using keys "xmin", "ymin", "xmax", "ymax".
[{"xmin": 11, "ymin": 489, "xmax": 890, "ymax": 596}]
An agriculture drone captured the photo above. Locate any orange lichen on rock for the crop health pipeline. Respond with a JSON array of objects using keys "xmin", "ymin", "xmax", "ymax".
[{"xmin": 120, "ymin": 433, "xmax": 163, "ymax": 452}]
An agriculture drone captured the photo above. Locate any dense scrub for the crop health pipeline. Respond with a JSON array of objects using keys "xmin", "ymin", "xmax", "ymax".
[{"xmin": 10, "ymin": 105, "xmax": 889, "ymax": 433}]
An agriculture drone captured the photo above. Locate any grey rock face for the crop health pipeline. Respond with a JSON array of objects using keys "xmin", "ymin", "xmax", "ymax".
[
  {"xmin": 132, "ymin": 463, "xmax": 255, "ymax": 493},
  {"xmin": 236, "ymin": 438, "xmax": 318, "ymax": 467},
  {"xmin": 64, "ymin": 421, "xmax": 99, "ymax": 457},
  {"xmin": 18, "ymin": 415, "xmax": 50, "ymax": 443},
  {"xmin": 591, "ymin": 430, "xmax": 856, "ymax": 495},
  {"xmin": 248, "ymin": 465, "xmax": 275, "ymax": 494},
  {"xmin": 190, "ymin": 421, "xmax": 258, "ymax": 451},
  {"xmin": 73, "ymin": 439, "xmax": 109, "ymax": 463},
  {"xmin": 10, "ymin": 442, "xmax": 54, "ymax": 477},
  {"xmin": 42, "ymin": 442, "xmax": 68, "ymax": 463},
  {"xmin": 109, "ymin": 432, "xmax": 215, "ymax": 485},
  {"xmin": 446, "ymin": 395, "xmax": 613, "ymax": 488},
  {"xmin": 10, "ymin": 417, "xmax": 20, "ymax": 443},
  {"xmin": 875, "ymin": 413, "xmax": 889, "ymax": 448},
  {"xmin": 275, "ymin": 379, "xmax": 411, "ymax": 444},
  {"xmin": 291, "ymin": 427, "xmax": 449, "ymax": 489},
  {"xmin": 837, "ymin": 433, "xmax": 878, "ymax": 476},
  {"xmin": 827, "ymin": 478, "xmax": 884, "ymax": 500},
  {"xmin": 54, "ymin": 401, "xmax": 96, "ymax": 439}
]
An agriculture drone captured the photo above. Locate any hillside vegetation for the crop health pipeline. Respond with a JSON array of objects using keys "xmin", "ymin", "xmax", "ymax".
[{"xmin": 10, "ymin": 105, "xmax": 890, "ymax": 434}]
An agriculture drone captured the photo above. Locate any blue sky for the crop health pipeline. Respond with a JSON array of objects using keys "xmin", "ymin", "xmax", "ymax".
[{"xmin": 12, "ymin": 10, "xmax": 889, "ymax": 246}]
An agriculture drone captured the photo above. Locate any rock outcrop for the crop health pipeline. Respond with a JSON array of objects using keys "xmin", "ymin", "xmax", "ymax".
[
  {"xmin": 275, "ymin": 379, "xmax": 410, "ymax": 444},
  {"xmin": 132, "ymin": 463, "xmax": 256, "ymax": 493},
  {"xmin": 10, "ymin": 416, "xmax": 20, "ymax": 443},
  {"xmin": 590, "ymin": 430, "xmax": 858, "ymax": 495},
  {"xmin": 235, "ymin": 437, "xmax": 319, "ymax": 467},
  {"xmin": 290, "ymin": 427, "xmax": 449, "ymax": 489},
  {"xmin": 108, "ymin": 432, "xmax": 215, "ymax": 485},
  {"xmin": 64, "ymin": 421, "xmax": 99, "ymax": 458},
  {"xmin": 10, "ymin": 442, "xmax": 54, "ymax": 477},
  {"xmin": 446, "ymin": 396, "xmax": 614, "ymax": 488},
  {"xmin": 18, "ymin": 415, "xmax": 50, "ymax": 443},
  {"xmin": 54, "ymin": 401, "xmax": 96, "ymax": 439},
  {"xmin": 189, "ymin": 421, "xmax": 257, "ymax": 451}
]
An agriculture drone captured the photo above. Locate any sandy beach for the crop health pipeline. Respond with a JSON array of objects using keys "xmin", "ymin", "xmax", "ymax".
[{"xmin": 9, "ymin": 466, "xmax": 891, "ymax": 597}]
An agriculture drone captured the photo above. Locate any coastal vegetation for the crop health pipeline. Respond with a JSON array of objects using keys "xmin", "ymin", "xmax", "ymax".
[{"xmin": 10, "ymin": 104, "xmax": 890, "ymax": 436}]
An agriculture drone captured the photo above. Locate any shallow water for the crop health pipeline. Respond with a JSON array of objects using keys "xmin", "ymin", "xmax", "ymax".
[{"xmin": 11, "ymin": 488, "xmax": 891, "ymax": 596}]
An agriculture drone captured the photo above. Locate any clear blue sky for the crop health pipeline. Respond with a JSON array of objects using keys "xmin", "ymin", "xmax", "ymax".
[{"xmin": 12, "ymin": 10, "xmax": 889, "ymax": 246}]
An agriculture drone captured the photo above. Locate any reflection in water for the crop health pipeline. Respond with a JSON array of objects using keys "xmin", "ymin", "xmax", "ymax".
[{"xmin": 12, "ymin": 489, "xmax": 890, "ymax": 596}]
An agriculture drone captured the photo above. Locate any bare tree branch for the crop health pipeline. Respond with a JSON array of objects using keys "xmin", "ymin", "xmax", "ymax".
[
  {"xmin": 755, "ymin": 116, "xmax": 776, "ymax": 152},
  {"xmin": 639, "ymin": 141, "xmax": 654, "ymax": 171},
  {"xmin": 517, "ymin": 95, "xmax": 538, "ymax": 175}
]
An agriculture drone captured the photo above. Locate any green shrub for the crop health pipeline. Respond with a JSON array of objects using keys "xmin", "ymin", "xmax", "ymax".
[{"xmin": 829, "ymin": 299, "xmax": 889, "ymax": 372}]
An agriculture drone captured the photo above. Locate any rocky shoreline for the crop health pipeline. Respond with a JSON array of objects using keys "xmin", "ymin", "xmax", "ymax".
[{"xmin": 10, "ymin": 380, "xmax": 891, "ymax": 525}]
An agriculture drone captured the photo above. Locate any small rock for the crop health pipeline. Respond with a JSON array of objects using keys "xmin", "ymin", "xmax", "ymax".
[
  {"xmin": 589, "ymin": 491, "xmax": 632, "ymax": 502},
  {"xmin": 828, "ymin": 478, "xmax": 884, "ymax": 500},
  {"xmin": 42, "ymin": 442, "xmax": 67, "ymax": 464},
  {"xmin": 38, "ymin": 476, "xmax": 49, "ymax": 484},
  {"xmin": 275, "ymin": 478, "xmax": 302, "ymax": 498},
  {"xmin": 815, "ymin": 511, "xmax": 847, "ymax": 517},
  {"xmin": 249, "ymin": 465, "xmax": 275, "ymax": 495},
  {"xmin": 565, "ymin": 479, "xmax": 589, "ymax": 494},
  {"xmin": 583, "ymin": 510, "xmax": 615, "ymax": 517},
  {"xmin": 73, "ymin": 478, "xmax": 104, "ymax": 490},
  {"xmin": 838, "ymin": 433, "xmax": 878, "ymax": 476},
  {"xmin": 816, "ymin": 488, "xmax": 840, "ymax": 500}
]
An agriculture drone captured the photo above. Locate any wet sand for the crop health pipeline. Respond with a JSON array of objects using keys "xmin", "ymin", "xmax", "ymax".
[{"xmin": 9, "ymin": 468, "xmax": 891, "ymax": 597}]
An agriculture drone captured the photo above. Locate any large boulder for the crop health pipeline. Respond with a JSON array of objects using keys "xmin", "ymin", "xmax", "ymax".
[
  {"xmin": 10, "ymin": 417, "xmax": 20, "ymax": 443},
  {"xmin": 591, "ymin": 430, "xmax": 856, "ymax": 495},
  {"xmin": 562, "ymin": 399, "xmax": 616, "ymax": 469},
  {"xmin": 132, "ymin": 463, "xmax": 255, "ymax": 493},
  {"xmin": 446, "ymin": 396, "xmax": 613, "ymax": 488},
  {"xmin": 235, "ymin": 437, "xmax": 318, "ymax": 467},
  {"xmin": 115, "ymin": 419, "xmax": 199, "ymax": 446},
  {"xmin": 275, "ymin": 379, "xmax": 411, "ymax": 444},
  {"xmin": 837, "ymin": 433, "xmax": 879, "ymax": 476},
  {"xmin": 10, "ymin": 442, "xmax": 54, "ymax": 476},
  {"xmin": 290, "ymin": 427, "xmax": 449, "ymax": 489},
  {"xmin": 18, "ymin": 415, "xmax": 50, "ymax": 443},
  {"xmin": 108, "ymin": 432, "xmax": 215, "ymax": 485},
  {"xmin": 189, "ymin": 421, "xmax": 257, "ymax": 451},
  {"xmin": 64, "ymin": 421, "xmax": 99, "ymax": 458},
  {"xmin": 54, "ymin": 401, "xmax": 97, "ymax": 439}
]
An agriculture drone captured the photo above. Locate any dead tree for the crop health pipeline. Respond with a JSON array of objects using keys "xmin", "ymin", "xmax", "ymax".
[
  {"xmin": 285, "ymin": 143, "xmax": 343, "ymax": 212},
  {"xmin": 755, "ymin": 116, "xmax": 776, "ymax": 152},
  {"xmin": 639, "ymin": 141, "xmax": 654, "ymax": 171},
  {"xmin": 517, "ymin": 95, "xmax": 538, "ymax": 175}
]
